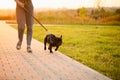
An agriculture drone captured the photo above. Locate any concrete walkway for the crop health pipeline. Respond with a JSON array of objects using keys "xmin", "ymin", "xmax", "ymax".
[{"xmin": 0, "ymin": 21, "xmax": 112, "ymax": 80}]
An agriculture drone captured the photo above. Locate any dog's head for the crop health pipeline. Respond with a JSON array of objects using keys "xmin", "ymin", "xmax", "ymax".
[{"xmin": 57, "ymin": 35, "xmax": 62, "ymax": 46}]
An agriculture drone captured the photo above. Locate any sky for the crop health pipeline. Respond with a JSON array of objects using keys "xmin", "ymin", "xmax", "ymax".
[{"xmin": 0, "ymin": 0, "xmax": 120, "ymax": 9}]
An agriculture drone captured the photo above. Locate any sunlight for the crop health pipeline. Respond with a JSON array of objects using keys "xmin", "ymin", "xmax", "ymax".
[
  {"xmin": 0, "ymin": 0, "xmax": 120, "ymax": 9},
  {"xmin": 0, "ymin": 0, "xmax": 16, "ymax": 9}
]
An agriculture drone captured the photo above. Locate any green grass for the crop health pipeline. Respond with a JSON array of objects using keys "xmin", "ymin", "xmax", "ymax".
[{"xmin": 12, "ymin": 25, "xmax": 120, "ymax": 80}]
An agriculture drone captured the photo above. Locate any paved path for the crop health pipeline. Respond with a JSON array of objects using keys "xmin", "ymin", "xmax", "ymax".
[{"xmin": 0, "ymin": 21, "xmax": 112, "ymax": 80}]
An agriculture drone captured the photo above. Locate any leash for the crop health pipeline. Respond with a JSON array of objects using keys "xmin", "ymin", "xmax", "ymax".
[
  {"xmin": 23, "ymin": 7, "xmax": 48, "ymax": 32},
  {"xmin": 23, "ymin": 6, "xmax": 54, "ymax": 43},
  {"xmin": 17, "ymin": 3, "xmax": 54, "ymax": 43},
  {"xmin": 16, "ymin": 1, "xmax": 48, "ymax": 32},
  {"xmin": 23, "ymin": 7, "xmax": 54, "ymax": 43}
]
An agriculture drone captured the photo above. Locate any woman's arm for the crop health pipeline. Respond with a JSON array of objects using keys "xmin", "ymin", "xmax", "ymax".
[{"xmin": 15, "ymin": 0, "xmax": 24, "ymax": 8}]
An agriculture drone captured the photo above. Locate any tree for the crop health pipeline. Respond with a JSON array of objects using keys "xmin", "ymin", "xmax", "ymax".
[
  {"xmin": 91, "ymin": 9, "xmax": 99, "ymax": 20},
  {"xmin": 99, "ymin": 7, "xmax": 106, "ymax": 18},
  {"xmin": 78, "ymin": 7, "xmax": 86, "ymax": 17},
  {"xmin": 115, "ymin": 9, "xmax": 120, "ymax": 14}
]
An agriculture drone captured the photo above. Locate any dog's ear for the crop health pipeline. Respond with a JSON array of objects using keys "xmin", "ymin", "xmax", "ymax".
[{"xmin": 60, "ymin": 35, "xmax": 62, "ymax": 39}]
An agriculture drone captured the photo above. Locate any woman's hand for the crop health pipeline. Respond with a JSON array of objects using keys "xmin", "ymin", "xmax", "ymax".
[{"xmin": 15, "ymin": 0, "xmax": 24, "ymax": 8}]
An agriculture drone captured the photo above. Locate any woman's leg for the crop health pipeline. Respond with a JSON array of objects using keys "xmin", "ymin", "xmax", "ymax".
[
  {"xmin": 16, "ymin": 5, "xmax": 26, "ymax": 49},
  {"xmin": 26, "ymin": 4, "xmax": 34, "ymax": 46},
  {"xmin": 25, "ymin": 3, "xmax": 34, "ymax": 52}
]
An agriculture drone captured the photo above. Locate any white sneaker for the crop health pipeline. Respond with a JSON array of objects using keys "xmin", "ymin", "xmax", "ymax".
[
  {"xmin": 27, "ymin": 47, "xmax": 32, "ymax": 53},
  {"xmin": 16, "ymin": 41, "xmax": 22, "ymax": 50}
]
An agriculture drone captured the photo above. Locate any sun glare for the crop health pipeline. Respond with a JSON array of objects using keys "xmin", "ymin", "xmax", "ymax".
[
  {"xmin": 0, "ymin": 0, "xmax": 120, "ymax": 9},
  {"xmin": 0, "ymin": 0, "xmax": 16, "ymax": 9}
]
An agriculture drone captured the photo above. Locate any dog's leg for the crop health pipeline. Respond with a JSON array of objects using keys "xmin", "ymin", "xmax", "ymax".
[
  {"xmin": 49, "ymin": 45, "xmax": 53, "ymax": 53},
  {"xmin": 44, "ymin": 37, "xmax": 47, "ymax": 50},
  {"xmin": 55, "ymin": 46, "xmax": 59, "ymax": 51},
  {"xmin": 48, "ymin": 45, "xmax": 50, "ymax": 50}
]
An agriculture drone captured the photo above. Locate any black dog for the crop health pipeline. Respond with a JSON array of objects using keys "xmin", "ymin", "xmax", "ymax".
[{"xmin": 44, "ymin": 34, "xmax": 62, "ymax": 53}]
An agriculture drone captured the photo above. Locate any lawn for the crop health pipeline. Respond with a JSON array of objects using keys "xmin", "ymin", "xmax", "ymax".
[{"xmin": 12, "ymin": 24, "xmax": 120, "ymax": 80}]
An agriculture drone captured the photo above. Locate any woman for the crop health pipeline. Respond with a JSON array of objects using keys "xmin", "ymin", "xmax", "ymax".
[{"xmin": 15, "ymin": 0, "xmax": 34, "ymax": 53}]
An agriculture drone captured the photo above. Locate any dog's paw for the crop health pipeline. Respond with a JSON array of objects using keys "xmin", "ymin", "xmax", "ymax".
[
  {"xmin": 44, "ymin": 47, "xmax": 46, "ymax": 50},
  {"xmin": 55, "ymin": 48, "xmax": 58, "ymax": 51},
  {"xmin": 50, "ymin": 51, "xmax": 53, "ymax": 53}
]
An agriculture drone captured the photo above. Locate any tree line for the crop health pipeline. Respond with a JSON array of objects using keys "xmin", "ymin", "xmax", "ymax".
[{"xmin": 1, "ymin": 7, "xmax": 120, "ymax": 25}]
